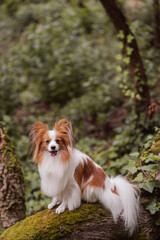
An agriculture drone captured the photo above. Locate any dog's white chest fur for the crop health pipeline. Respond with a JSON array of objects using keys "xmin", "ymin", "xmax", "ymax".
[{"xmin": 38, "ymin": 151, "xmax": 75, "ymax": 197}]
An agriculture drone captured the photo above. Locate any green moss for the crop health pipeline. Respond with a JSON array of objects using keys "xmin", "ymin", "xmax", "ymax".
[
  {"xmin": 0, "ymin": 203, "xmax": 108, "ymax": 240},
  {"xmin": 134, "ymin": 232, "xmax": 147, "ymax": 240},
  {"xmin": 0, "ymin": 123, "xmax": 22, "ymax": 175}
]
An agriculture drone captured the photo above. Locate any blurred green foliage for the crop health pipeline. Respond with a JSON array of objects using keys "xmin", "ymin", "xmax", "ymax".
[
  {"xmin": 125, "ymin": 129, "xmax": 160, "ymax": 225},
  {"xmin": 0, "ymin": 0, "xmax": 160, "ymax": 216}
]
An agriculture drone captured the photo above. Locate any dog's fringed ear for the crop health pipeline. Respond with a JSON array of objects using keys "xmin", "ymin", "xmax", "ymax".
[
  {"xmin": 54, "ymin": 119, "xmax": 74, "ymax": 148},
  {"xmin": 54, "ymin": 119, "xmax": 69, "ymax": 130},
  {"xmin": 33, "ymin": 121, "xmax": 48, "ymax": 132},
  {"xmin": 29, "ymin": 122, "xmax": 48, "ymax": 163}
]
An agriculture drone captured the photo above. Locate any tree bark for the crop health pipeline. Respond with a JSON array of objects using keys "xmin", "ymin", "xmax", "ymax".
[
  {"xmin": 0, "ymin": 201, "xmax": 159, "ymax": 240},
  {"xmin": 154, "ymin": 0, "xmax": 160, "ymax": 48},
  {"xmin": 0, "ymin": 122, "xmax": 26, "ymax": 228},
  {"xmin": 100, "ymin": 0, "xmax": 150, "ymax": 116}
]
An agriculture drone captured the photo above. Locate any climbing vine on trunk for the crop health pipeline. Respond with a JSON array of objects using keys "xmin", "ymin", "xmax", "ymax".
[{"xmin": 100, "ymin": 0, "xmax": 150, "ymax": 116}]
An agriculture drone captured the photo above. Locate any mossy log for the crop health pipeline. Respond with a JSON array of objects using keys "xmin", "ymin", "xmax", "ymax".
[
  {"xmin": 0, "ymin": 200, "xmax": 159, "ymax": 240},
  {"xmin": 0, "ymin": 122, "xmax": 26, "ymax": 228}
]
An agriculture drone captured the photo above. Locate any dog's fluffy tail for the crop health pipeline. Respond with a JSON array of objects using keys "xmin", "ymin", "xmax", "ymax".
[{"xmin": 100, "ymin": 176, "xmax": 139, "ymax": 235}]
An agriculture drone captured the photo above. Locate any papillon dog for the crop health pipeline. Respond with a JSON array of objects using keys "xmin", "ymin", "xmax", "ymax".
[{"xmin": 29, "ymin": 119, "xmax": 139, "ymax": 235}]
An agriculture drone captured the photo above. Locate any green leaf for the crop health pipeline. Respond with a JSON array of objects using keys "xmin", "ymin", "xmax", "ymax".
[
  {"xmin": 127, "ymin": 34, "xmax": 134, "ymax": 43},
  {"xmin": 116, "ymin": 54, "xmax": 122, "ymax": 61},
  {"xmin": 138, "ymin": 181, "xmax": 157, "ymax": 193},
  {"xmin": 130, "ymin": 152, "xmax": 139, "ymax": 157},
  {"xmin": 123, "ymin": 57, "xmax": 130, "ymax": 65},
  {"xmin": 117, "ymin": 30, "xmax": 125, "ymax": 40},
  {"xmin": 141, "ymin": 164, "xmax": 160, "ymax": 172},
  {"xmin": 135, "ymin": 94, "xmax": 141, "ymax": 100},
  {"xmin": 123, "ymin": 70, "xmax": 129, "ymax": 77},
  {"xmin": 145, "ymin": 198, "xmax": 158, "ymax": 214},
  {"xmin": 125, "ymin": 89, "xmax": 132, "ymax": 97},
  {"xmin": 130, "ymin": 91, "xmax": 135, "ymax": 99},
  {"xmin": 118, "ymin": 83, "xmax": 124, "ymax": 89},
  {"xmin": 116, "ymin": 65, "xmax": 122, "ymax": 73},
  {"xmin": 126, "ymin": 46, "xmax": 133, "ymax": 56},
  {"xmin": 116, "ymin": 76, "xmax": 121, "ymax": 82},
  {"xmin": 144, "ymin": 142, "xmax": 151, "ymax": 149},
  {"xmin": 108, "ymin": 151, "xmax": 118, "ymax": 159},
  {"xmin": 3, "ymin": 114, "xmax": 12, "ymax": 123},
  {"xmin": 133, "ymin": 172, "xmax": 144, "ymax": 182},
  {"xmin": 125, "ymin": 160, "xmax": 138, "ymax": 174}
]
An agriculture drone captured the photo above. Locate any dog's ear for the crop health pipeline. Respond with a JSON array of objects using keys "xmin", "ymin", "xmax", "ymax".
[
  {"xmin": 54, "ymin": 119, "xmax": 74, "ymax": 148},
  {"xmin": 29, "ymin": 122, "xmax": 48, "ymax": 163},
  {"xmin": 33, "ymin": 121, "xmax": 48, "ymax": 132},
  {"xmin": 32, "ymin": 121, "xmax": 48, "ymax": 144},
  {"xmin": 54, "ymin": 119, "xmax": 70, "ymax": 131}
]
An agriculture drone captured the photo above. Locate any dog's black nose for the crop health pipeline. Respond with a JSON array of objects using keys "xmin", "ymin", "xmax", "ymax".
[{"xmin": 51, "ymin": 146, "xmax": 56, "ymax": 150}]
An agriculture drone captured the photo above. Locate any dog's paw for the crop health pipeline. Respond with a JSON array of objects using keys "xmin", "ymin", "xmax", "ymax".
[
  {"xmin": 48, "ymin": 197, "xmax": 61, "ymax": 210},
  {"xmin": 48, "ymin": 202, "xmax": 55, "ymax": 210},
  {"xmin": 56, "ymin": 203, "xmax": 65, "ymax": 214},
  {"xmin": 68, "ymin": 201, "xmax": 80, "ymax": 211}
]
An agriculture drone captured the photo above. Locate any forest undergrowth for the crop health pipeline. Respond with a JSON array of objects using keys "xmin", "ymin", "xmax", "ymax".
[{"xmin": 0, "ymin": 0, "xmax": 159, "ymax": 224}]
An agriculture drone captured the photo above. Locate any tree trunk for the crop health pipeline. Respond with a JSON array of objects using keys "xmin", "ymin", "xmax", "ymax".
[
  {"xmin": 0, "ymin": 200, "xmax": 159, "ymax": 240},
  {"xmin": 100, "ymin": 0, "xmax": 150, "ymax": 116},
  {"xmin": 0, "ymin": 122, "xmax": 26, "ymax": 228},
  {"xmin": 154, "ymin": 0, "xmax": 160, "ymax": 48}
]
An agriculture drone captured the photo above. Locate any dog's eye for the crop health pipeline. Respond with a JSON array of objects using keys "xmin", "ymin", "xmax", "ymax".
[
  {"xmin": 46, "ymin": 140, "xmax": 50, "ymax": 144},
  {"xmin": 56, "ymin": 139, "xmax": 60, "ymax": 144}
]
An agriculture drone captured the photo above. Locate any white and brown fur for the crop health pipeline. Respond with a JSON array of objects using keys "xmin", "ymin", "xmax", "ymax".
[{"xmin": 29, "ymin": 119, "xmax": 139, "ymax": 235}]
